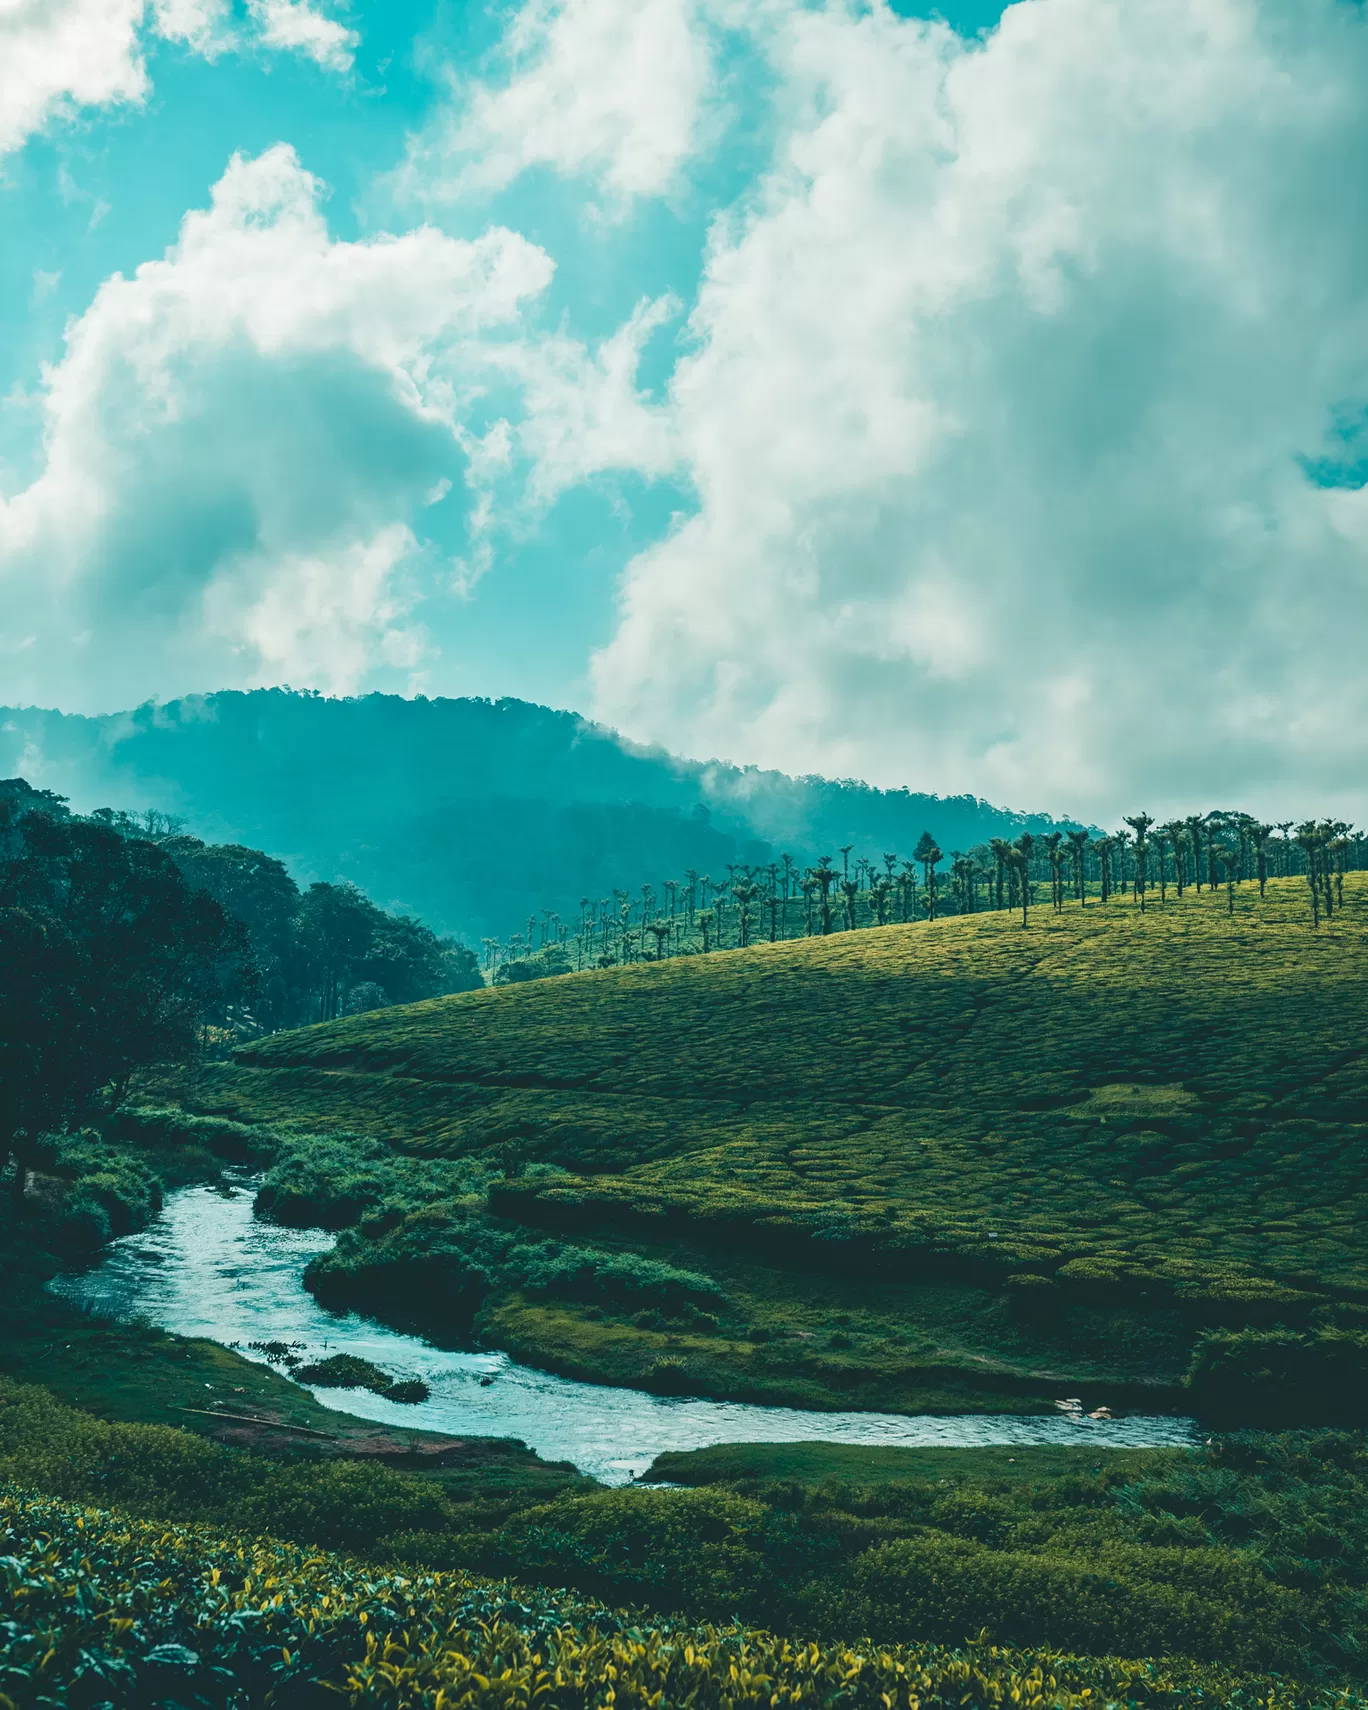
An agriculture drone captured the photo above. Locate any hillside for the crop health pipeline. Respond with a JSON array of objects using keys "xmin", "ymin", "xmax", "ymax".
[
  {"xmin": 0, "ymin": 690, "xmax": 1077, "ymax": 943},
  {"xmin": 188, "ymin": 874, "xmax": 1368, "ymax": 1412}
]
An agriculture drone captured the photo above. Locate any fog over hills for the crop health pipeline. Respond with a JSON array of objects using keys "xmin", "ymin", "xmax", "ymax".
[{"xmin": 0, "ymin": 691, "xmax": 1080, "ymax": 945}]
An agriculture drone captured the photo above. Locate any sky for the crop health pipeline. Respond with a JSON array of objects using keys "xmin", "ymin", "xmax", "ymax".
[{"xmin": 1, "ymin": 0, "xmax": 1367, "ymax": 824}]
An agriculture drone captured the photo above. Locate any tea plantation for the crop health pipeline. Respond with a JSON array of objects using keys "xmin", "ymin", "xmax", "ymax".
[
  {"xmin": 11, "ymin": 1485, "xmax": 1357, "ymax": 1710},
  {"xmin": 193, "ymin": 878, "xmax": 1367, "ymax": 1375}
]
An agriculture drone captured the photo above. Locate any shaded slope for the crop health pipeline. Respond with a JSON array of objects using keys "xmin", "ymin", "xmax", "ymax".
[{"xmin": 201, "ymin": 876, "xmax": 1368, "ymax": 1314}]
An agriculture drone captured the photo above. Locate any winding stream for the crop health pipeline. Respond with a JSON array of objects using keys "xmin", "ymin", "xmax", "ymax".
[{"xmin": 52, "ymin": 1182, "xmax": 1199, "ymax": 1484}]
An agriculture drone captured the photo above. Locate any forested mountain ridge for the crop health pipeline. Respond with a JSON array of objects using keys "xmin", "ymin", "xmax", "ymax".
[{"xmin": 0, "ymin": 690, "xmax": 1079, "ymax": 943}]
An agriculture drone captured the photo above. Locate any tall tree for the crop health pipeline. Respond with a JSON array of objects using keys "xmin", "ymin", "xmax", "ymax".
[
  {"xmin": 1163, "ymin": 821, "xmax": 1187, "ymax": 897},
  {"xmin": 1249, "ymin": 824, "xmax": 1272, "ymax": 898},
  {"xmin": 1093, "ymin": 836, "xmax": 1115, "ymax": 904},
  {"xmin": 990, "ymin": 838, "xmax": 1012, "ymax": 911},
  {"xmin": 914, "ymin": 832, "xmax": 943, "ymax": 921},
  {"xmin": 1043, "ymin": 832, "xmax": 1065, "ymax": 912},
  {"xmin": 1066, "ymin": 830, "xmax": 1090, "ymax": 905},
  {"xmin": 1124, "ymin": 815, "xmax": 1154, "ymax": 913},
  {"xmin": 1295, "ymin": 823, "xmax": 1323, "ymax": 927},
  {"xmin": 808, "ymin": 858, "xmax": 837, "ymax": 935}
]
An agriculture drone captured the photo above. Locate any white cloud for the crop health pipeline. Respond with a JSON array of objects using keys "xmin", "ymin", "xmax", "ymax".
[
  {"xmin": 0, "ymin": 0, "xmax": 355, "ymax": 159},
  {"xmin": 0, "ymin": 145, "xmax": 557, "ymax": 706},
  {"xmin": 246, "ymin": 0, "xmax": 358, "ymax": 73},
  {"xmin": 589, "ymin": 0, "xmax": 1368, "ymax": 822},
  {"xmin": 400, "ymin": 0, "xmax": 714, "ymax": 205},
  {"xmin": 0, "ymin": 0, "xmax": 149, "ymax": 157}
]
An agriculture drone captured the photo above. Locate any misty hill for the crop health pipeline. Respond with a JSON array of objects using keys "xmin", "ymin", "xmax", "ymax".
[{"xmin": 0, "ymin": 690, "xmax": 1077, "ymax": 944}]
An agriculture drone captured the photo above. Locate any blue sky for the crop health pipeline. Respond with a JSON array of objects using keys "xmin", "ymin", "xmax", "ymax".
[{"xmin": 2, "ymin": 0, "xmax": 1367, "ymax": 821}]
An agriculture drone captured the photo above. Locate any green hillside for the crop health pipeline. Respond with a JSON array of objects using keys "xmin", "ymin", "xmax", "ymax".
[{"xmin": 190, "ymin": 875, "xmax": 1368, "ymax": 1408}]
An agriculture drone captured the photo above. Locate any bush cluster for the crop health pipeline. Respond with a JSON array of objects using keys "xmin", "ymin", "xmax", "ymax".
[
  {"xmin": 253, "ymin": 1132, "xmax": 495, "ymax": 1230},
  {"xmin": 2, "ymin": 1486, "xmax": 1361, "ymax": 1710},
  {"xmin": 1187, "ymin": 1327, "xmax": 1368, "ymax": 1425},
  {"xmin": 305, "ymin": 1200, "xmax": 726, "ymax": 1334},
  {"xmin": 11, "ymin": 1380, "xmax": 1368, "ymax": 1683}
]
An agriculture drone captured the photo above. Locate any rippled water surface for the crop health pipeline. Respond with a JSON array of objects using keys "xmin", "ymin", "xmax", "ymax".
[{"xmin": 52, "ymin": 1183, "xmax": 1199, "ymax": 1484}]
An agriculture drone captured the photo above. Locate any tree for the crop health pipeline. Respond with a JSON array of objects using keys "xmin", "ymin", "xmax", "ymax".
[
  {"xmin": 0, "ymin": 805, "xmax": 247, "ymax": 1207},
  {"xmin": 1014, "ymin": 834, "xmax": 1035, "ymax": 913},
  {"xmin": 1009, "ymin": 848, "xmax": 1030, "ymax": 926},
  {"xmin": 1295, "ymin": 823, "xmax": 1323, "ymax": 927},
  {"xmin": 1067, "ymin": 830, "xmax": 1090, "ymax": 905},
  {"xmin": 808, "ymin": 858, "xmax": 837, "ymax": 935},
  {"xmin": 730, "ymin": 874, "xmax": 760, "ymax": 948},
  {"xmin": 990, "ymin": 838, "xmax": 1012, "ymax": 911},
  {"xmin": 1124, "ymin": 816, "xmax": 1154, "ymax": 913},
  {"xmin": 841, "ymin": 878, "xmax": 859, "ymax": 931},
  {"xmin": 1093, "ymin": 836, "xmax": 1115, "ymax": 903},
  {"xmin": 914, "ymin": 832, "xmax": 943, "ymax": 921},
  {"xmin": 900, "ymin": 861, "xmax": 918, "ymax": 923},
  {"xmin": 1185, "ymin": 814, "xmax": 1206, "ymax": 891},
  {"xmin": 1217, "ymin": 844, "xmax": 1240, "ymax": 915},
  {"xmin": 1162, "ymin": 821, "xmax": 1187, "ymax": 897},
  {"xmin": 1044, "ymin": 832, "xmax": 1065, "ymax": 912},
  {"xmin": 1249, "ymin": 823, "xmax": 1273, "ymax": 898},
  {"xmin": 299, "ymin": 883, "xmax": 378, "ymax": 1021}
]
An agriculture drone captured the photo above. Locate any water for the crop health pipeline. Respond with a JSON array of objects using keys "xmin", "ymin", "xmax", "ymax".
[{"xmin": 52, "ymin": 1182, "xmax": 1199, "ymax": 1484}]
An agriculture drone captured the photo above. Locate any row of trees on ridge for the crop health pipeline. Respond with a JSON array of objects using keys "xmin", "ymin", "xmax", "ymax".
[{"xmin": 488, "ymin": 812, "xmax": 1363, "ymax": 980}]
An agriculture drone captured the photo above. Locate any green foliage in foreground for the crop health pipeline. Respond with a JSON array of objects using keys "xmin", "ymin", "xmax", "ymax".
[
  {"xmin": 207, "ymin": 878, "xmax": 1368, "ymax": 1322},
  {"xmin": 2, "ymin": 1487, "xmax": 1363, "ymax": 1710},
  {"xmin": 11, "ymin": 1380, "xmax": 1368, "ymax": 1683}
]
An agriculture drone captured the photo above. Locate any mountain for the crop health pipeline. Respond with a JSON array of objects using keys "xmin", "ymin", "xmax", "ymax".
[{"xmin": 0, "ymin": 690, "xmax": 1079, "ymax": 945}]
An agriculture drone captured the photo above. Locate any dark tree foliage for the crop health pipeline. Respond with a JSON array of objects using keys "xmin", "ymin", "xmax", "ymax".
[
  {"xmin": 88, "ymin": 807, "xmax": 482, "ymax": 1027},
  {"xmin": 0, "ymin": 783, "xmax": 249, "ymax": 1204}
]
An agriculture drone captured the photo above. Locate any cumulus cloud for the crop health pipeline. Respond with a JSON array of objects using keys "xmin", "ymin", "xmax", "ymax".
[
  {"xmin": 0, "ymin": 0, "xmax": 356, "ymax": 159},
  {"xmin": 0, "ymin": 0, "xmax": 150, "ymax": 157},
  {"xmin": 399, "ymin": 0, "xmax": 714, "ymax": 205},
  {"xmin": 0, "ymin": 145, "xmax": 555, "ymax": 706},
  {"xmin": 246, "ymin": 0, "xmax": 358, "ymax": 73},
  {"xmin": 589, "ymin": 0, "xmax": 1368, "ymax": 821}
]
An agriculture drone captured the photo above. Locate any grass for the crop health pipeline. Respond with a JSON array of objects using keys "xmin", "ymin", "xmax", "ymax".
[
  {"xmin": 179, "ymin": 875, "xmax": 1368, "ymax": 1409},
  {"xmin": 642, "ymin": 1440, "xmax": 1172, "ymax": 1486}
]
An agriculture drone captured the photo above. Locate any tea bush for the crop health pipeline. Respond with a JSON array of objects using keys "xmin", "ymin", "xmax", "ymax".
[
  {"xmin": 0, "ymin": 1379, "xmax": 452, "ymax": 1555},
  {"xmin": 1187, "ymin": 1328, "xmax": 1368, "ymax": 1426},
  {"xmin": 306, "ymin": 1201, "xmax": 725, "ymax": 1333},
  {"xmin": 10, "ymin": 1380, "xmax": 1368, "ymax": 1681},
  {"xmin": 254, "ymin": 1133, "xmax": 496, "ymax": 1230},
  {"xmin": 2, "ymin": 1487, "xmax": 1363, "ymax": 1710}
]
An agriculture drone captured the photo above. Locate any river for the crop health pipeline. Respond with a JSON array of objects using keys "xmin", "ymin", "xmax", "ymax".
[{"xmin": 51, "ymin": 1181, "xmax": 1199, "ymax": 1484}]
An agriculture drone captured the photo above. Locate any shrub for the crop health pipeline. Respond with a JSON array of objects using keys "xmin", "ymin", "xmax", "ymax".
[
  {"xmin": 305, "ymin": 1199, "xmax": 726, "ymax": 1334},
  {"xmin": 102, "ymin": 1105, "xmax": 277, "ymax": 1164},
  {"xmin": 1187, "ymin": 1328, "xmax": 1368, "ymax": 1425},
  {"xmin": 8, "ymin": 1487, "xmax": 1339, "ymax": 1710}
]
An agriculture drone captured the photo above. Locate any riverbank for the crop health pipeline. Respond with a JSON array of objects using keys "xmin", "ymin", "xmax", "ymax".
[
  {"xmin": 9, "ymin": 1169, "xmax": 1368, "ymax": 1688},
  {"xmin": 51, "ymin": 1181, "xmax": 1197, "ymax": 1482}
]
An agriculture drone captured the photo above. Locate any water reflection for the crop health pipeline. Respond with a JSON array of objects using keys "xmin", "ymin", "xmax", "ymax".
[{"xmin": 52, "ymin": 1183, "xmax": 1198, "ymax": 1485}]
